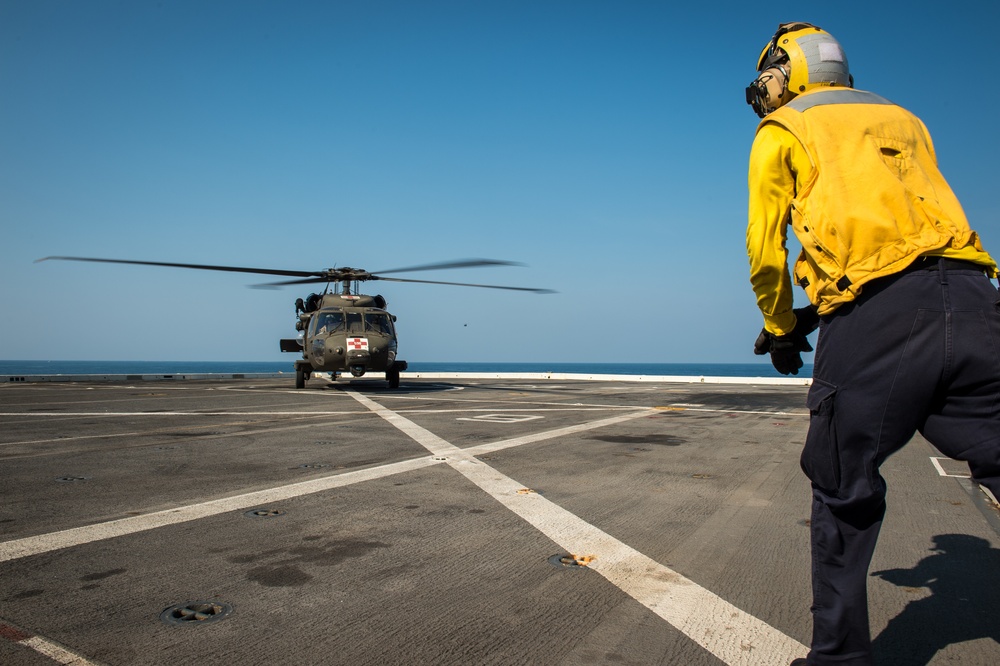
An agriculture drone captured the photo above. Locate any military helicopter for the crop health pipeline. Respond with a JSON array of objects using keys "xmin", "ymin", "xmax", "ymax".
[{"xmin": 36, "ymin": 256, "xmax": 552, "ymax": 389}]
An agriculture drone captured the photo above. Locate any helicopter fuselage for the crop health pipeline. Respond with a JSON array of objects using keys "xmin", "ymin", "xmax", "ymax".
[{"xmin": 280, "ymin": 292, "xmax": 406, "ymax": 388}]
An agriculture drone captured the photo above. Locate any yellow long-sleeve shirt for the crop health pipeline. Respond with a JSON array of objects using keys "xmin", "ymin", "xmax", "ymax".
[
  {"xmin": 747, "ymin": 123, "xmax": 801, "ymax": 335},
  {"xmin": 747, "ymin": 88, "xmax": 996, "ymax": 336}
]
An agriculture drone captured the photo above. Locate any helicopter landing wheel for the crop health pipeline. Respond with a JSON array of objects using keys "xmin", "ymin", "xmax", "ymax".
[
  {"xmin": 295, "ymin": 366, "xmax": 306, "ymax": 389},
  {"xmin": 386, "ymin": 368, "xmax": 400, "ymax": 389}
]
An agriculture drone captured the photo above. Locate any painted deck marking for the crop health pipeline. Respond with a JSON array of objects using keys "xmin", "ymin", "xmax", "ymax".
[
  {"xmin": 0, "ymin": 409, "xmax": 650, "ymax": 562},
  {"xmin": 0, "ymin": 620, "xmax": 101, "ymax": 665},
  {"xmin": 930, "ymin": 456, "xmax": 972, "ymax": 479},
  {"xmin": 456, "ymin": 414, "xmax": 543, "ymax": 423},
  {"xmin": 346, "ymin": 390, "xmax": 808, "ymax": 666}
]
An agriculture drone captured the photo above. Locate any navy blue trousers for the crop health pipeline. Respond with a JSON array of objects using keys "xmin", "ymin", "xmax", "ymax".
[{"xmin": 802, "ymin": 259, "xmax": 1000, "ymax": 665}]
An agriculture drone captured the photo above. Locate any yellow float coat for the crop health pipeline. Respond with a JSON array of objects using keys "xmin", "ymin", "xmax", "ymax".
[{"xmin": 747, "ymin": 88, "xmax": 995, "ymax": 335}]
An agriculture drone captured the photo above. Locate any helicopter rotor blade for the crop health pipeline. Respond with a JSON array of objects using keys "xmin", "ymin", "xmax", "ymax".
[
  {"xmin": 372, "ymin": 275, "xmax": 555, "ymax": 294},
  {"xmin": 369, "ymin": 259, "xmax": 524, "ymax": 275},
  {"xmin": 250, "ymin": 276, "xmax": 337, "ymax": 289},
  {"xmin": 38, "ymin": 255, "xmax": 553, "ymax": 293},
  {"xmin": 35, "ymin": 256, "xmax": 322, "ymax": 279}
]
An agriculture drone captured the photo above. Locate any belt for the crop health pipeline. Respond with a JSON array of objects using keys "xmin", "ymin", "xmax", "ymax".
[
  {"xmin": 836, "ymin": 257, "xmax": 986, "ymax": 291},
  {"xmin": 897, "ymin": 256, "xmax": 988, "ymax": 275}
]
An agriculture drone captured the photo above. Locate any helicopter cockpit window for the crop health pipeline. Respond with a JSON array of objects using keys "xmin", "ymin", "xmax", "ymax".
[
  {"xmin": 346, "ymin": 312, "xmax": 364, "ymax": 334},
  {"xmin": 365, "ymin": 313, "xmax": 393, "ymax": 336},
  {"xmin": 313, "ymin": 311, "xmax": 344, "ymax": 335}
]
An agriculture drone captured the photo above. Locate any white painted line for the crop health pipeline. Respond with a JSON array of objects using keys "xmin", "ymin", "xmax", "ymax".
[
  {"xmin": 0, "ymin": 411, "xmax": 366, "ymax": 417},
  {"xmin": 402, "ymin": 372, "xmax": 812, "ymax": 386},
  {"xmin": 0, "ymin": 407, "xmax": 653, "ymax": 562},
  {"xmin": 0, "ymin": 620, "xmax": 101, "ymax": 665},
  {"xmin": 456, "ymin": 414, "xmax": 544, "ymax": 423},
  {"xmin": 463, "ymin": 412, "xmax": 653, "ymax": 456},
  {"xmin": 383, "ymin": 391, "xmax": 809, "ymax": 417},
  {"xmin": 346, "ymin": 391, "xmax": 808, "ymax": 665},
  {"xmin": 0, "ymin": 414, "xmax": 366, "ymax": 449},
  {"xmin": 0, "ymin": 457, "xmax": 435, "ymax": 563},
  {"xmin": 395, "ymin": 403, "xmax": 642, "ymax": 413},
  {"xmin": 981, "ymin": 484, "xmax": 1000, "ymax": 508},
  {"xmin": 930, "ymin": 456, "xmax": 972, "ymax": 478},
  {"xmin": 673, "ymin": 407, "xmax": 807, "ymax": 417},
  {"xmin": 23, "ymin": 635, "xmax": 99, "ymax": 665}
]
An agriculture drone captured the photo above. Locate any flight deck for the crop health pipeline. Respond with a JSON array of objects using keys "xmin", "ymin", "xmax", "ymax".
[{"xmin": 1, "ymin": 375, "xmax": 998, "ymax": 665}]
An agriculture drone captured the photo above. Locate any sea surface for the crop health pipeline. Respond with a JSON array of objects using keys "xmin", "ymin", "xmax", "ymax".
[{"xmin": 0, "ymin": 360, "xmax": 812, "ymax": 378}]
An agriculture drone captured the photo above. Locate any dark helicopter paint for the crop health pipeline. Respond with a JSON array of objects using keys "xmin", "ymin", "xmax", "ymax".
[{"xmin": 35, "ymin": 256, "xmax": 552, "ymax": 389}]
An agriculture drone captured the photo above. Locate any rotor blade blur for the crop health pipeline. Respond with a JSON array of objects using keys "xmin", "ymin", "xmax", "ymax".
[
  {"xmin": 373, "ymin": 275, "xmax": 555, "ymax": 293},
  {"xmin": 250, "ymin": 277, "xmax": 335, "ymax": 288},
  {"xmin": 370, "ymin": 259, "xmax": 524, "ymax": 275},
  {"xmin": 35, "ymin": 256, "xmax": 321, "ymax": 278}
]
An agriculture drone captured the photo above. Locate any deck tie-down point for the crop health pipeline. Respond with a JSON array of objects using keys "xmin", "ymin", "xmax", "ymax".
[
  {"xmin": 548, "ymin": 553, "xmax": 596, "ymax": 568},
  {"xmin": 160, "ymin": 601, "xmax": 233, "ymax": 626},
  {"xmin": 244, "ymin": 508, "xmax": 286, "ymax": 518}
]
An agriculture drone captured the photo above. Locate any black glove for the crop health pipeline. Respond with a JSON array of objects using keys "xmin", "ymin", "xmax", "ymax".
[
  {"xmin": 753, "ymin": 306, "xmax": 818, "ymax": 375},
  {"xmin": 792, "ymin": 305, "xmax": 819, "ymax": 336}
]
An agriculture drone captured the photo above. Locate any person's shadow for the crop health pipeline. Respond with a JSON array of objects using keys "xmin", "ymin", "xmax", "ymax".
[{"xmin": 871, "ymin": 534, "xmax": 1000, "ymax": 664}]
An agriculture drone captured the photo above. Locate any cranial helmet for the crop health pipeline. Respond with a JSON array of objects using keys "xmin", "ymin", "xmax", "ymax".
[{"xmin": 745, "ymin": 22, "xmax": 852, "ymax": 117}]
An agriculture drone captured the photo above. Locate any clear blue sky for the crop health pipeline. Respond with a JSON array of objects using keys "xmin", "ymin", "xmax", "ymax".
[{"xmin": 3, "ymin": 1, "xmax": 998, "ymax": 363}]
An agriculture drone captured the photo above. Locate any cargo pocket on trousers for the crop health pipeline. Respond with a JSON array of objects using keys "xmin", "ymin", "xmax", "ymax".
[{"xmin": 801, "ymin": 378, "xmax": 841, "ymax": 494}]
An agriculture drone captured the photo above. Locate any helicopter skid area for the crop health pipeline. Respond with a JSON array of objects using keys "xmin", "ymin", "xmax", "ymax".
[{"xmin": 1, "ymin": 376, "xmax": 998, "ymax": 666}]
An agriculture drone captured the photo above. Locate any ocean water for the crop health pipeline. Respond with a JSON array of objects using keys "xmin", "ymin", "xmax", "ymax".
[{"xmin": 0, "ymin": 359, "xmax": 812, "ymax": 378}]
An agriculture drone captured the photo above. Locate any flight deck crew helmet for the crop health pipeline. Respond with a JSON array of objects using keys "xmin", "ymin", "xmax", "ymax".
[{"xmin": 745, "ymin": 22, "xmax": 852, "ymax": 118}]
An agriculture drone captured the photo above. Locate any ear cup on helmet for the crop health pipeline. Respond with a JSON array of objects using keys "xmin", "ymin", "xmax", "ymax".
[
  {"xmin": 761, "ymin": 67, "xmax": 788, "ymax": 106},
  {"xmin": 746, "ymin": 65, "xmax": 789, "ymax": 118}
]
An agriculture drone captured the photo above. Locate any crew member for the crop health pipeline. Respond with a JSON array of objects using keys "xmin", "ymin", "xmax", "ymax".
[{"xmin": 745, "ymin": 22, "xmax": 1000, "ymax": 665}]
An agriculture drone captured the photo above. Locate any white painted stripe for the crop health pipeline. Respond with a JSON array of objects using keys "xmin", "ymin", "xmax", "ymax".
[
  {"xmin": 0, "ymin": 457, "xmax": 435, "ymax": 562},
  {"xmin": 399, "ymin": 407, "xmax": 629, "ymax": 414},
  {"xmin": 346, "ymin": 390, "xmax": 809, "ymax": 665},
  {"xmin": 930, "ymin": 456, "xmax": 972, "ymax": 479},
  {"xmin": 0, "ymin": 409, "xmax": 652, "ymax": 452},
  {"xmin": 403, "ymin": 372, "xmax": 813, "ymax": 386},
  {"xmin": 0, "ymin": 405, "xmax": 807, "ymax": 419},
  {"xmin": 0, "ymin": 408, "xmax": 651, "ymax": 562},
  {"xmin": 0, "ymin": 622, "xmax": 102, "ymax": 666},
  {"xmin": 2, "ymin": 372, "xmax": 812, "ymax": 385},
  {"xmin": 673, "ymin": 407, "xmax": 807, "ymax": 417},
  {"xmin": 464, "ymin": 411, "xmax": 653, "ymax": 456},
  {"xmin": 21, "ymin": 634, "xmax": 101, "ymax": 665},
  {"xmin": 0, "ymin": 411, "xmax": 366, "ymax": 417},
  {"xmin": 0, "ymin": 415, "xmax": 366, "ymax": 448}
]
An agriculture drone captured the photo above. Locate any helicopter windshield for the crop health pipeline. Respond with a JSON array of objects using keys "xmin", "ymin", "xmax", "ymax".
[
  {"xmin": 365, "ymin": 313, "xmax": 393, "ymax": 336},
  {"xmin": 313, "ymin": 311, "xmax": 344, "ymax": 335},
  {"xmin": 342, "ymin": 312, "xmax": 363, "ymax": 334}
]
